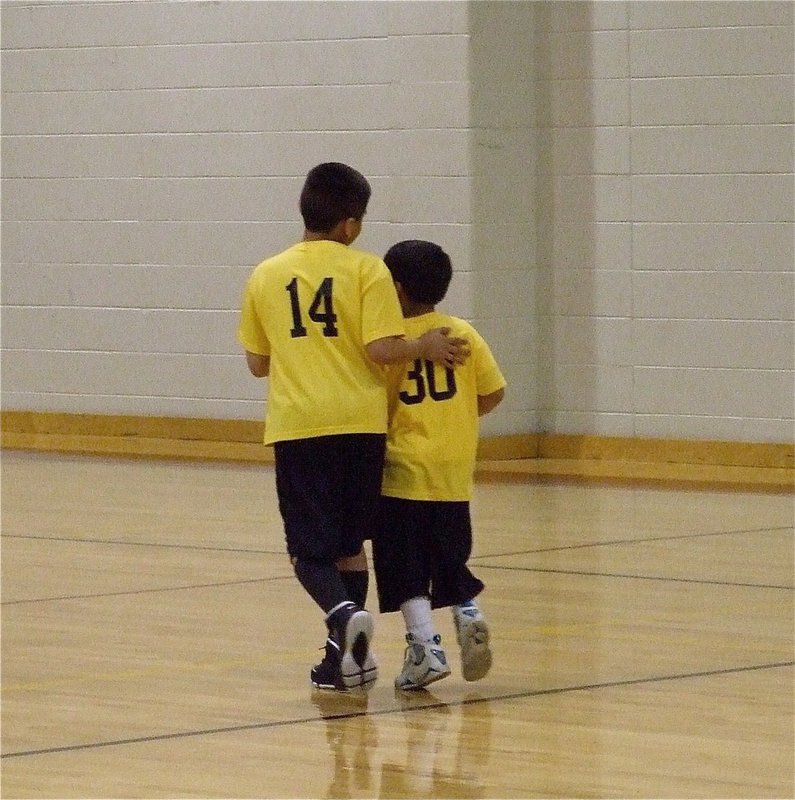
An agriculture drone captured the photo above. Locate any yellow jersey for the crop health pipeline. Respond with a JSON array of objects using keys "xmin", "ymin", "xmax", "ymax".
[
  {"xmin": 381, "ymin": 311, "xmax": 506, "ymax": 501},
  {"xmin": 238, "ymin": 240, "xmax": 406, "ymax": 444}
]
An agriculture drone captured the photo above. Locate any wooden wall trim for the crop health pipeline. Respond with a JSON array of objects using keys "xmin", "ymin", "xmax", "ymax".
[
  {"xmin": 2, "ymin": 411, "xmax": 792, "ymax": 491},
  {"xmin": 537, "ymin": 433, "xmax": 793, "ymax": 469}
]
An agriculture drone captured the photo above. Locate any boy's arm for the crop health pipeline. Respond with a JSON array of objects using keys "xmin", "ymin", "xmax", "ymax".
[
  {"xmin": 366, "ymin": 328, "xmax": 468, "ymax": 368},
  {"xmin": 478, "ymin": 387, "xmax": 504, "ymax": 416},
  {"xmin": 245, "ymin": 351, "xmax": 270, "ymax": 377}
]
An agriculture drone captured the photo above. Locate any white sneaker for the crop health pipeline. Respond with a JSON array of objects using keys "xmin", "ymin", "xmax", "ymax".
[
  {"xmin": 453, "ymin": 606, "xmax": 492, "ymax": 682},
  {"xmin": 394, "ymin": 634, "xmax": 451, "ymax": 690}
]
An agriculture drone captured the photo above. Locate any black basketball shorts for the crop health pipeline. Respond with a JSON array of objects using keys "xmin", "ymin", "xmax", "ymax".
[
  {"xmin": 372, "ymin": 495, "xmax": 484, "ymax": 613},
  {"xmin": 274, "ymin": 433, "xmax": 386, "ymax": 563}
]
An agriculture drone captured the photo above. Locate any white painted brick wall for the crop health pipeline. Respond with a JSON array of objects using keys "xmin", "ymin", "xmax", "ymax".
[
  {"xmin": 1, "ymin": 0, "xmax": 792, "ymax": 443},
  {"xmin": 536, "ymin": 0, "xmax": 793, "ymax": 441}
]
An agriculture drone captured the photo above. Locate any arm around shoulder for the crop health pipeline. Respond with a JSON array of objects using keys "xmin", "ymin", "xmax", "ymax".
[
  {"xmin": 365, "ymin": 335, "xmax": 421, "ymax": 366},
  {"xmin": 366, "ymin": 328, "xmax": 468, "ymax": 368}
]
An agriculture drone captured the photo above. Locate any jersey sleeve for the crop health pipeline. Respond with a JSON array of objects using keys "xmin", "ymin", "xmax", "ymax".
[
  {"xmin": 237, "ymin": 274, "xmax": 271, "ymax": 355},
  {"xmin": 360, "ymin": 261, "xmax": 406, "ymax": 345},
  {"xmin": 469, "ymin": 325, "xmax": 507, "ymax": 396}
]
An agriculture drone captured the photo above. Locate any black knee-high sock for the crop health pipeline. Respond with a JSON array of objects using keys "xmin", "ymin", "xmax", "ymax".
[
  {"xmin": 340, "ymin": 569, "xmax": 369, "ymax": 609},
  {"xmin": 293, "ymin": 559, "xmax": 348, "ymax": 615}
]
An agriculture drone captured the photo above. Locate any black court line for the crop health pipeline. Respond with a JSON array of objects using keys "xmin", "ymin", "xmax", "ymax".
[
  {"xmin": 0, "ymin": 575, "xmax": 293, "ymax": 606},
  {"xmin": 4, "ymin": 563, "xmax": 789, "ymax": 607},
  {"xmin": 3, "ymin": 526, "xmax": 791, "ymax": 604},
  {"xmin": 5, "ymin": 524, "xmax": 792, "ymax": 563},
  {"xmin": 2, "ymin": 660, "xmax": 790, "ymax": 760},
  {"xmin": 0, "ymin": 533, "xmax": 280, "ymax": 556},
  {"xmin": 477, "ymin": 564, "xmax": 794, "ymax": 591},
  {"xmin": 471, "ymin": 525, "xmax": 794, "ymax": 561}
]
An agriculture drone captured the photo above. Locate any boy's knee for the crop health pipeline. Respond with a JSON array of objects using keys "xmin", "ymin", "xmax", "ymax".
[{"xmin": 336, "ymin": 548, "xmax": 368, "ymax": 571}]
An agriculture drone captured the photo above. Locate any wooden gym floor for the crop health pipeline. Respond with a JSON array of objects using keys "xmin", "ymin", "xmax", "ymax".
[{"xmin": 1, "ymin": 450, "xmax": 793, "ymax": 798}]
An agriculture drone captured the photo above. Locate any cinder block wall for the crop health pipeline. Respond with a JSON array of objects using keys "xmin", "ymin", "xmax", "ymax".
[
  {"xmin": 1, "ymin": 1, "xmax": 792, "ymax": 443},
  {"xmin": 534, "ymin": 1, "xmax": 793, "ymax": 441}
]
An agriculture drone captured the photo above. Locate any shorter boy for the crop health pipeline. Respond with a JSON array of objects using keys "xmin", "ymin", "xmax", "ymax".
[{"xmin": 372, "ymin": 240, "xmax": 506, "ymax": 690}]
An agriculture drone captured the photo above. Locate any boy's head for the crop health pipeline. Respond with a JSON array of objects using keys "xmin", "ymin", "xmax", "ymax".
[
  {"xmin": 300, "ymin": 162, "xmax": 371, "ymax": 233},
  {"xmin": 383, "ymin": 240, "xmax": 452, "ymax": 306}
]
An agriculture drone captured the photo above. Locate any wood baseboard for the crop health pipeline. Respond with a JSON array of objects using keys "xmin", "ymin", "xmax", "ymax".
[
  {"xmin": 0, "ymin": 411, "xmax": 274, "ymax": 463},
  {"xmin": 1, "ymin": 411, "xmax": 792, "ymax": 493}
]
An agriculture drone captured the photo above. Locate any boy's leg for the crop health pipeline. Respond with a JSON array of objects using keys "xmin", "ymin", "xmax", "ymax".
[
  {"xmin": 427, "ymin": 502, "xmax": 484, "ymax": 608},
  {"xmin": 293, "ymin": 558, "xmax": 349, "ymax": 613},
  {"xmin": 371, "ymin": 496, "xmax": 433, "ymax": 614},
  {"xmin": 292, "ymin": 558, "xmax": 373, "ymax": 691},
  {"xmin": 292, "ymin": 560, "xmax": 377, "ymax": 690},
  {"xmin": 401, "ymin": 595, "xmax": 437, "ymax": 642},
  {"xmin": 275, "ymin": 436, "xmax": 379, "ymax": 691},
  {"xmin": 337, "ymin": 550, "xmax": 369, "ymax": 608},
  {"xmin": 336, "ymin": 433, "xmax": 384, "ymax": 611},
  {"xmin": 427, "ymin": 502, "xmax": 492, "ymax": 682},
  {"xmin": 308, "ymin": 550, "xmax": 370, "ymax": 690},
  {"xmin": 451, "ymin": 600, "xmax": 492, "ymax": 682},
  {"xmin": 372, "ymin": 497, "xmax": 450, "ymax": 689},
  {"xmin": 318, "ymin": 434, "xmax": 384, "ymax": 689},
  {"xmin": 395, "ymin": 595, "xmax": 450, "ymax": 690}
]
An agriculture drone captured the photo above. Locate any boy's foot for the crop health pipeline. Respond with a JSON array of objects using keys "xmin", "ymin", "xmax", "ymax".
[
  {"xmin": 453, "ymin": 606, "xmax": 492, "ymax": 682},
  {"xmin": 394, "ymin": 633, "xmax": 451, "ymax": 691},
  {"xmin": 311, "ymin": 637, "xmax": 342, "ymax": 690},
  {"xmin": 327, "ymin": 602, "xmax": 378, "ymax": 691}
]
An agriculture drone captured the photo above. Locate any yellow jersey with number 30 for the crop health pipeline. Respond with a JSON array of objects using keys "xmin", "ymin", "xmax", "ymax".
[
  {"xmin": 381, "ymin": 311, "xmax": 506, "ymax": 501},
  {"xmin": 238, "ymin": 240, "xmax": 406, "ymax": 444}
]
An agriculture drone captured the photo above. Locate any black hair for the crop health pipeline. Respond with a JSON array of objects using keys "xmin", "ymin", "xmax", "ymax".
[
  {"xmin": 299, "ymin": 162, "xmax": 371, "ymax": 232},
  {"xmin": 383, "ymin": 240, "xmax": 452, "ymax": 305}
]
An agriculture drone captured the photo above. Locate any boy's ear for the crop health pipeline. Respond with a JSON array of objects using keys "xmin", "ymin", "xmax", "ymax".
[{"xmin": 341, "ymin": 217, "xmax": 362, "ymax": 245}]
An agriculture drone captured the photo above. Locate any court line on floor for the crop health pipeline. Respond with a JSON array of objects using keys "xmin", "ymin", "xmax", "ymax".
[
  {"xmin": 0, "ymin": 533, "xmax": 279, "ymax": 556},
  {"xmin": 478, "ymin": 564, "xmax": 794, "ymax": 591},
  {"xmin": 4, "ymin": 525, "xmax": 790, "ymax": 604},
  {"xmin": 5, "ymin": 524, "xmax": 790, "ymax": 563},
  {"xmin": 0, "ymin": 575, "xmax": 293, "ymax": 606},
  {"xmin": 472, "ymin": 525, "xmax": 793, "ymax": 561},
  {"xmin": 2, "ymin": 660, "xmax": 791, "ymax": 760}
]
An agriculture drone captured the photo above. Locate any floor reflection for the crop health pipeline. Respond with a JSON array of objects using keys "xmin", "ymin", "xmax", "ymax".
[
  {"xmin": 311, "ymin": 688, "xmax": 493, "ymax": 799},
  {"xmin": 311, "ymin": 688, "xmax": 377, "ymax": 799}
]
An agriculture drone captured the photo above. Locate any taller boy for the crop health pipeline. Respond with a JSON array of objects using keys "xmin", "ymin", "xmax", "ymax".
[{"xmin": 238, "ymin": 163, "xmax": 465, "ymax": 691}]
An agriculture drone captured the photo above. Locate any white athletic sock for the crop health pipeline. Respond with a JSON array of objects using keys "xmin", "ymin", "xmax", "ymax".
[
  {"xmin": 453, "ymin": 599, "xmax": 479, "ymax": 617},
  {"xmin": 400, "ymin": 596, "xmax": 437, "ymax": 642}
]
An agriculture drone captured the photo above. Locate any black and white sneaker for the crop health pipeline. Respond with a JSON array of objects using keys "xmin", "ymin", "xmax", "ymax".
[
  {"xmin": 327, "ymin": 602, "xmax": 378, "ymax": 690},
  {"xmin": 311, "ymin": 637, "xmax": 342, "ymax": 690}
]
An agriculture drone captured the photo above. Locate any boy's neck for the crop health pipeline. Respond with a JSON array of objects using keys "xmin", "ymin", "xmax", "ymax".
[
  {"xmin": 403, "ymin": 301, "xmax": 435, "ymax": 318},
  {"xmin": 304, "ymin": 217, "xmax": 360, "ymax": 246},
  {"xmin": 303, "ymin": 230, "xmax": 346, "ymax": 244}
]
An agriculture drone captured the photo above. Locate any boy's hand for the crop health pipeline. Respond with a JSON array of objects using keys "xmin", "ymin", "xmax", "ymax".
[{"xmin": 420, "ymin": 327, "xmax": 470, "ymax": 368}]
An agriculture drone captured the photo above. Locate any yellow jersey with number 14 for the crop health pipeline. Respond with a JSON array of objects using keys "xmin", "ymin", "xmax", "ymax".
[
  {"xmin": 381, "ymin": 311, "xmax": 506, "ymax": 501},
  {"xmin": 237, "ymin": 240, "xmax": 406, "ymax": 445}
]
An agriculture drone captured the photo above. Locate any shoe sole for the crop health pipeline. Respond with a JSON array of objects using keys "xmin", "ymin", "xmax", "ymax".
[
  {"xmin": 310, "ymin": 677, "xmax": 338, "ymax": 690},
  {"xmin": 458, "ymin": 618, "xmax": 492, "ymax": 682},
  {"xmin": 340, "ymin": 609, "xmax": 378, "ymax": 690}
]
